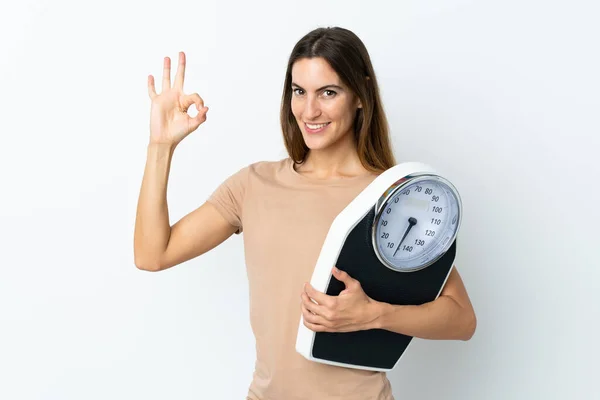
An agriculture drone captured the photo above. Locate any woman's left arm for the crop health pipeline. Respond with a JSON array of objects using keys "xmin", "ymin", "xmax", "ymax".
[
  {"xmin": 374, "ymin": 267, "xmax": 477, "ymax": 340},
  {"xmin": 301, "ymin": 266, "xmax": 477, "ymax": 341}
]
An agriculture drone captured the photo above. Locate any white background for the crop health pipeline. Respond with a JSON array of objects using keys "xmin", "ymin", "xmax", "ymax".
[{"xmin": 1, "ymin": 0, "xmax": 598, "ymax": 399}]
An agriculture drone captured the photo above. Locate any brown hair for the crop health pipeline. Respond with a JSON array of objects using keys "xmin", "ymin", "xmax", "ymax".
[{"xmin": 280, "ymin": 27, "xmax": 396, "ymax": 173}]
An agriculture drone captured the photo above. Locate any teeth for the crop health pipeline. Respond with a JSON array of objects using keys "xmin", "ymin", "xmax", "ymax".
[{"xmin": 306, "ymin": 122, "xmax": 330, "ymax": 129}]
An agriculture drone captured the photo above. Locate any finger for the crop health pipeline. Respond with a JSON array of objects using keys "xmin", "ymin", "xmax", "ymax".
[
  {"xmin": 191, "ymin": 105, "xmax": 208, "ymax": 128},
  {"xmin": 301, "ymin": 292, "xmax": 330, "ymax": 319},
  {"xmin": 148, "ymin": 75, "xmax": 157, "ymax": 99},
  {"xmin": 173, "ymin": 51, "xmax": 186, "ymax": 90},
  {"xmin": 181, "ymin": 93, "xmax": 208, "ymax": 129},
  {"xmin": 305, "ymin": 319, "xmax": 354, "ymax": 333},
  {"xmin": 303, "ymin": 316, "xmax": 331, "ymax": 332},
  {"xmin": 181, "ymin": 93, "xmax": 205, "ymax": 112},
  {"xmin": 162, "ymin": 56, "xmax": 171, "ymax": 93},
  {"xmin": 304, "ymin": 283, "xmax": 334, "ymax": 308},
  {"xmin": 302, "ymin": 303, "xmax": 331, "ymax": 327},
  {"xmin": 332, "ymin": 266, "xmax": 360, "ymax": 289}
]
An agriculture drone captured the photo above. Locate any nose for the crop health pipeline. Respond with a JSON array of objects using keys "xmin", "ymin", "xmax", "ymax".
[{"xmin": 304, "ymin": 95, "xmax": 321, "ymax": 120}]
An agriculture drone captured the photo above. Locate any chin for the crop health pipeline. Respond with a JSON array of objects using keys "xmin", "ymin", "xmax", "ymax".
[{"xmin": 302, "ymin": 134, "xmax": 334, "ymax": 150}]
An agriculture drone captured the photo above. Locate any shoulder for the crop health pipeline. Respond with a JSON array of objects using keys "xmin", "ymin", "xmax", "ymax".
[
  {"xmin": 215, "ymin": 158, "xmax": 290, "ymax": 189},
  {"xmin": 246, "ymin": 157, "xmax": 290, "ymax": 178},
  {"xmin": 220, "ymin": 158, "xmax": 285, "ymax": 178},
  {"xmin": 250, "ymin": 157, "xmax": 289, "ymax": 169}
]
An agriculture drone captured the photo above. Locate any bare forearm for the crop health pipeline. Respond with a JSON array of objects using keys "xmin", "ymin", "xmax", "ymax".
[
  {"xmin": 373, "ymin": 296, "xmax": 476, "ymax": 341},
  {"xmin": 134, "ymin": 143, "xmax": 176, "ymax": 270}
]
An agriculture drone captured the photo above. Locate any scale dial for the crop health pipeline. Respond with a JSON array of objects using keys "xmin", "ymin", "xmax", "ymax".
[{"xmin": 372, "ymin": 174, "xmax": 461, "ymax": 272}]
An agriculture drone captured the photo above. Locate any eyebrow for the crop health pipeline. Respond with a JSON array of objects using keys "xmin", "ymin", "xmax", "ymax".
[{"xmin": 291, "ymin": 82, "xmax": 344, "ymax": 92}]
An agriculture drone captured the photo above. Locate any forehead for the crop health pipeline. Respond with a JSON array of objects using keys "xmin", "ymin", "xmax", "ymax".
[{"xmin": 291, "ymin": 57, "xmax": 341, "ymax": 87}]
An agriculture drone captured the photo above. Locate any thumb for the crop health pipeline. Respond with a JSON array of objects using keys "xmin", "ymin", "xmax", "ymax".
[
  {"xmin": 182, "ymin": 93, "xmax": 208, "ymax": 119},
  {"xmin": 332, "ymin": 266, "xmax": 356, "ymax": 288},
  {"xmin": 183, "ymin": 94, "xmax": 208, "ymax": 130}
]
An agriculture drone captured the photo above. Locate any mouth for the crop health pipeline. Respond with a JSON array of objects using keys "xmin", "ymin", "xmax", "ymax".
[{"xmin": 304, "ymin": 122, "xmax": 331, "ymax": 134}]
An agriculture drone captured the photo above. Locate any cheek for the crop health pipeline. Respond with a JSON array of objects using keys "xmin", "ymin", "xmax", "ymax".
[{"xmin": 324, "ymin": 102, "xmax": 351, "ymax": 123}]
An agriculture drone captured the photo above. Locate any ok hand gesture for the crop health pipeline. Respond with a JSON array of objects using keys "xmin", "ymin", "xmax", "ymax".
[{"xmin": 147, "ymin": 52, "xmax": 208, "ymax": 146}]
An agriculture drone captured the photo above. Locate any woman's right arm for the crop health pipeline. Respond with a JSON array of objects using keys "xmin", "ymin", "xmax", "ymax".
[
  {"xmin": 134, "ymin": 143, "xmax": 237, "ymax": 272},
  {"xmin": 134, "ymin": 52, "xmax": 237, "ymax": 272}
]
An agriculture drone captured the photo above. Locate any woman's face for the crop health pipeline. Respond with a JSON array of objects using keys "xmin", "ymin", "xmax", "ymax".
[{"xmin": 290, "ymin": 57, "xmax": 362, "ymax": 151}]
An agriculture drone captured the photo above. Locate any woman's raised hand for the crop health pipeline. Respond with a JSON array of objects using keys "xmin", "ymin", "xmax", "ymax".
[{"xmin": 147, "ymin": 52, "xmax": 208, "ymax": 146}]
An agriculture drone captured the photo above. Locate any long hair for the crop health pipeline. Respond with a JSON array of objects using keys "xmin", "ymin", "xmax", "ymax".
[{"xmin": 280, "ymin": 27, "xmax": 396, "ymax": 173}]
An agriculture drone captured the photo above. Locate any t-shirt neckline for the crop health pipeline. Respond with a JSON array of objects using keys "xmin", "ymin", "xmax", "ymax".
[{"xmin": 287, "ymin": 158, "xmax": 376, "ymax": 186}]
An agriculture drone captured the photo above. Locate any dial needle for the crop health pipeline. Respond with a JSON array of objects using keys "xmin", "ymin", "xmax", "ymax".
[{"xmin": 393, "ymin": 217, "xmax": 417, "ymax": 257}]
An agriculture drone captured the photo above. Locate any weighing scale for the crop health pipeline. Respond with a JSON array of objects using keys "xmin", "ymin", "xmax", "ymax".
[{"xmin": 295, "ymin": 162, "xmax": 462, "ymax": 371}]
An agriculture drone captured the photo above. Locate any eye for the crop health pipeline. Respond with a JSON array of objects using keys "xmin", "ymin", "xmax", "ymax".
[
  {"xmin": 292, "ymin": 88, "xmax": 304, "ymax": 96},
  {"xmin": 323, "ymin": 90, "xmax": 337, "ymax": 98}
]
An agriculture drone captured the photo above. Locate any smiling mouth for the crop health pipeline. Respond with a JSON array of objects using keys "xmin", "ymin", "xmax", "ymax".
[
  {"xmin": 305, "ymin": 122, "xmax": 330, "ymax": 129},
  {"xmin": 304, "ymin": 122, "xmax": 331, "ymax": 133}
]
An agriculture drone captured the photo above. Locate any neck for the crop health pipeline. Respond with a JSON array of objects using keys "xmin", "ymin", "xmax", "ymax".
[{"xmin": 297, "ymin": 135, "xmax": 369, "ymax": 179}]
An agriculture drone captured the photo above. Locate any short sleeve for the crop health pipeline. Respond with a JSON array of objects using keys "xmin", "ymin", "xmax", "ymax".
[{"xmin": 206, "ymin": 165, "xmax": 249, "ymax": 235}]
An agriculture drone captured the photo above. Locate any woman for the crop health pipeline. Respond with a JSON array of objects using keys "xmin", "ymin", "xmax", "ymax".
[{"xmin": 134, "ymin": 27, "xmax": 476, "ymax": 400}]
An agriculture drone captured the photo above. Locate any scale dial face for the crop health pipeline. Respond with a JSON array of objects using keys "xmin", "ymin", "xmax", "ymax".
[{"xmin": 372, "ymin": 174, "xmax": 461, "ymax": 272}]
